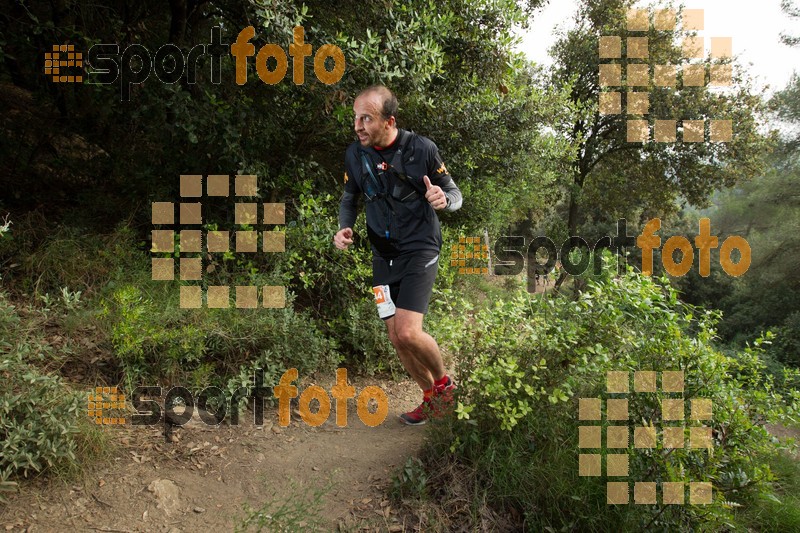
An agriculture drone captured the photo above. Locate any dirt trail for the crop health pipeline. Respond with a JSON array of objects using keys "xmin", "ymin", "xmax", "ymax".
[{"xmin": 0, "ymin": 377, "xmax": 428, "ymax": 532}]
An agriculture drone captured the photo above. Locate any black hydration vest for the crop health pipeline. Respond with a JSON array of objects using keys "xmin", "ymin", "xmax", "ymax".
[{"xmin": 350, "ymin": 130, "xmax": 441, "ymax": 258}]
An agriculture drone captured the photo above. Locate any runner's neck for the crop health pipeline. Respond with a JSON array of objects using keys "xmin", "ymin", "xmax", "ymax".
[{"xmin": 374, "ymin": 129, "xmax": 399, "ymax": 151}]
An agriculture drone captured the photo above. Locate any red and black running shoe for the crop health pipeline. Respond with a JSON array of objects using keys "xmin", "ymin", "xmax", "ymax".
[{"xmin": 399, "ymin": 399, "xmax": 432, "ymax": 425}]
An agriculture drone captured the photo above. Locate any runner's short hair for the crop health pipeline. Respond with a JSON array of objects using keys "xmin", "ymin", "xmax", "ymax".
[{"xmin": 357, "ymin": 85, "xmax": 398, "ymax": 121}]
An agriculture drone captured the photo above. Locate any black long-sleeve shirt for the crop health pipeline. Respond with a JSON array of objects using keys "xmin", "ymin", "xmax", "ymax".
[{"xmin": 339, "ymin": 129, "xmax": 462, "ymax": 259}]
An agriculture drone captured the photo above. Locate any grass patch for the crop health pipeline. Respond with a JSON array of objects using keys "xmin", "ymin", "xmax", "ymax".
[
  {"xmin": 0, "ymin": 212, "xmax": 143, "ymax": 298},
  {"xmin": 735, "ymin": 451, "xmax": 800, "ymax": 531},
  {"xmin": 235, "ymin": 479, "xmax": 330, "ymax": 532}
]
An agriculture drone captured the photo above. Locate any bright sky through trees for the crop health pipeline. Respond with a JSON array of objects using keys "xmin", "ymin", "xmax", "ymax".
[{"xmin": 519, "ymin": 0, "xmax": 800, "ymax": 92}]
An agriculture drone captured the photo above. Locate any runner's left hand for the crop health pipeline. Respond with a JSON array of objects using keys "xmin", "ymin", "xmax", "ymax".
[{"xmin": 423, "ymin": 175, "xmax": 447, "ymax": 210}]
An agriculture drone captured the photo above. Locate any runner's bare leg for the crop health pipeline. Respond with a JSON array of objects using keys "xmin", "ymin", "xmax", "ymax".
[{"xmin": 385, "ymin": 309, "xmax": 445, "ymax": 391}]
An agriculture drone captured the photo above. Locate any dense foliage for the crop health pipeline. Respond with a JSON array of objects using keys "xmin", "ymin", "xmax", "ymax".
[
  {"xmin": 0, "ymin": 0, "xmax": 797, "ymax": 530},
  {"xmin": 417, "ymin": 264, "xmax": 799, "ymax": 530}
]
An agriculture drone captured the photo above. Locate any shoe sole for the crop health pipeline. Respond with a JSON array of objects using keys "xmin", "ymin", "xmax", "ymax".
[{"xmin": 398, "ymin": 414, "xmax": 427, "ymax": 426}]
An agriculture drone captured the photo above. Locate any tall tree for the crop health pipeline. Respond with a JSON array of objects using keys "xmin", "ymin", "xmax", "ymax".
[
  {"xmin": 547, "ymin": 0, "xmax": 771, "ymax": 239},
  {"xmin": 0, "ymin": 0, "xmax": 557, "ymax": 230},
  {"xmin": 675, "ymin": 73, "xmax": 800, "ymax": 364}
]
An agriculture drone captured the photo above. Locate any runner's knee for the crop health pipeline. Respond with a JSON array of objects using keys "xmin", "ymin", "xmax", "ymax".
[{"xmin": 394, "ymin": 323, "xmax": 420, "ymax": 347}]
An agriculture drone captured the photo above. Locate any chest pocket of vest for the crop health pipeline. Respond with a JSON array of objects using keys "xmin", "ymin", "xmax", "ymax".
[{"xmin": 391, "ymin": 179, "xmax": 421, "ymax": 202}]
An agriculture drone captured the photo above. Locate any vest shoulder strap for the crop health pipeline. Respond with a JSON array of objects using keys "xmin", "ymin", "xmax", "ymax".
[
  {"xmin": 389, "ymin": 130, "xmax": 428, "ymax": 197},
  {"xmin": 357, "ymin": 130, "xmax": 426, "ymax": 197}
]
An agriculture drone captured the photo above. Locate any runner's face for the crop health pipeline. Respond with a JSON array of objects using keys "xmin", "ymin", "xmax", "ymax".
[{"xmin": 353, "ymin": 93, "xmax": 393, "ymax": 148}]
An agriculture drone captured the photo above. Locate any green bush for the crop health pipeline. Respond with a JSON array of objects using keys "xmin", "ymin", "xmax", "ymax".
[
  {"xmin": 235, "ymin": 479, "xmax": 330, "ymax": 532},
  {"xmin": 277, "ymin": 192, "xmax": 400, "ymax": 374},
  {"xmin": 0, "ymin": 351, "xmax": 82, "ymax": 477},
  {"xmin": 338, "ymin": 296, "xmax": 399, "ymax": 375},
  {"xmin": 391, "ymin": 456, "xmax": 429, "ymax": 501},
  {"xmin": 282, "ymin": 192, "xmax": 373, "ymax": 320},
  {"xmin": 425, "ymin": 258, "xmax": 798, "ymax": 531},
  {"xmin": 99, "ymin": 282, "xmax": 340, "ymax": 392},
  {"xmin": 423, "ymin": 224, "xmax": 475, "ymax": 361},
  {"xmin": 99, "ymin": 284, "xmax": 206, "ymax": 390},
  {"xmin": 773, "ymin": 311, "xmax": 800, "ymax": 368},
  {"xmin": 0, "ymin": 290, "xmax": 102, "ymax": 499}
]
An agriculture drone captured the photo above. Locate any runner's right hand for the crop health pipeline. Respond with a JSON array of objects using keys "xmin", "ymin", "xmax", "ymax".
[{"xmin": 334, "ymin": 227, "xmax": 354, "ymax": 250}]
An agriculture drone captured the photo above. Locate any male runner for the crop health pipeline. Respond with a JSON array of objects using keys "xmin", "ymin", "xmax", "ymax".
[{"xmin": 333, "ymin": 85, "xmax": 462, "ymax": 425}]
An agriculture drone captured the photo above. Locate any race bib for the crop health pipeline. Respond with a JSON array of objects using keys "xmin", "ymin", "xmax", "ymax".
[{"xmin": 372, "ymin": 285, "xmax": 396, "ymax": 319}]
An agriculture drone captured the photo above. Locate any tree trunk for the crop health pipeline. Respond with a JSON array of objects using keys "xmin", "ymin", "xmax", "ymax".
[
  {"xmin": 557, "ymin": 165, "xmax": 585, "ymax": 293},
  {"xmin": 168, "ymin": 0, "xmax": 188, "ymax": 44},
  {"xmin": 566, "ymin": 163, "xmax": 584, "ymax": 237},
  {"xmin": 484, "ymin": 228, "xmax": 492, "ymax": 277}
]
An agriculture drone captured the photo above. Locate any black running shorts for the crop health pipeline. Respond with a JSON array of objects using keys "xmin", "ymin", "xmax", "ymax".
[{"xmin": 371, "ymin": 251, "xmax": 440, "ymax": 319}]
